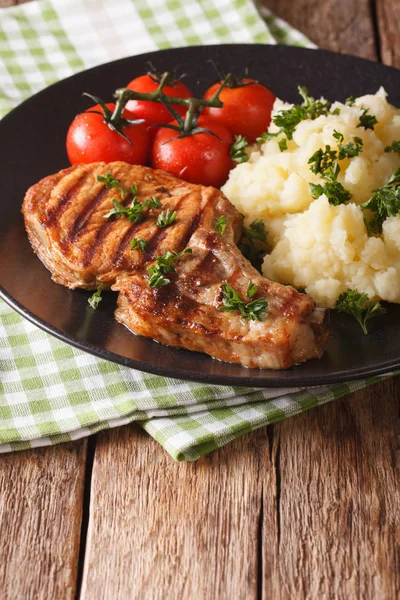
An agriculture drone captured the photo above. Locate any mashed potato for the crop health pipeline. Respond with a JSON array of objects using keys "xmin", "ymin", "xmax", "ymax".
[{"xmin": 222, "ymin": 88, "xmax": 400, "ymax": 307}]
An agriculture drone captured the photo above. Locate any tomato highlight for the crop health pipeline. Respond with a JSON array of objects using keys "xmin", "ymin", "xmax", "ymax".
[
  {"xmin": 151, "ymin": 116, "xmax": 234, "ymax": 188},
  {"xmin": 66, "ymin": 103, "xmax": 150, "ymax": 165},
  {"xmin": 202, "ymin": 78, "xmax": 276, "ymax": 143}
]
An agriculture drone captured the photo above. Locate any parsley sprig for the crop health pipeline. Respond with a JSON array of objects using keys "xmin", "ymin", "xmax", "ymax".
[
  {"xmin": 310, "ymin": 180, "xmax": 351, "ymax": 206},
  {"xmin": 130, "ymin": 237, "xmax": 148, "ymax": 251},
  {"xmin": 217, "ymin": 281, "xmax": 268, "ymax": 321},
  {"xmin": 215, "ymin": 216, "xmax": 228, "ymax": 235},
  {"xmin": 333, "ymin": 130, "xmax": 364, "ymax": 159},
  {"xmin": 308, "ymin": 145, "xmax": 337, "ymax": 176},
  {"xmin": 357, "ymin": 108, "xmax": 378, "ymax": 130},
  {"xmin": 238, "ymin": 219, "xmax": 268, "ymax": 269},
  {"xmin": 88, "ymin": 284, "xmax": 103, "ymax": 310},
  {"xmin": 148, "ymin": 248, "xmax": 192, "ymax": 288},
  {"xmin": 157, "ymin": 209, "xmax": 177, "ymax": 228},
  {"xmin": 104, "ymin": 197, "xmax": 145, "ymax": 223},
  {"xmin": 385, "ymin": 140, "xmax": 400, "ymax": 155},
  {"xmin": 230, "ymin": 135, "xmax": 249, "ymax": 163},
  {"xmin": 257, "ymin": 86, "xmax": 332, "ymax": 147},
  {"xmin": 97, "ymin": 173, "xmax": 136, "ymax": 199},
  {"xmin": 143, "ymin": 196, "xmax": 162, "ymax": 209},
  {"xmin": 99, "ymin": 173, "xmax": 162, "ymax": 223},
  {"xmin": 345, "ymin": 98, "xmax": 378, "ymax": 130},
  {"xmin": 361, "ymin": 168, "xmax": 400, "ymax": 233},
  {"xmin": 308, "ymin": 130, "xmax": 362, "ymax": 206},
  {"xmin": 336, "ymin": 289, "xmax": 386, "ymax": 334}
]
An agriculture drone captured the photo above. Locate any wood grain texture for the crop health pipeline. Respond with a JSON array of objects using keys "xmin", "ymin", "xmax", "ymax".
[
  {"xmin": 0, "ymin": 442, "xmax": 87, "ymax": 600},
  {"xmin": 377, "ymin": 0, "xmax": 400, "ymax": 68},
  {"xmin": 80, "ymin": 425, "xmax": 274, "ymax": 600},
  {"xmin": 262, "ymin": 0, "xmax": 378, "ymax": 60},
  {"xmin": 265, "ymin": 380, "xmax": 400, "ymax": 599}
]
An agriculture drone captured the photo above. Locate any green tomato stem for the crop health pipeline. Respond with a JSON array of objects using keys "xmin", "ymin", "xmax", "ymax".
[{"xmin": 111, "ymin": 71, "xmax": 232, "ymax": 132}]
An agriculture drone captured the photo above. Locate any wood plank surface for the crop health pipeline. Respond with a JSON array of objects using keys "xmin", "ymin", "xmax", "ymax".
[
  {"xmin": 80, "ymin": 426, "xmax": 273, "ymax": 600},
  {"xmin": 263, "ymin": 0, "xmax": 377, "ymax": 60},
  {"xmin": 264, "ymin": 380, "xmax": 400, "ymax": 599},
  {"xmin": 0, "ymin": 442, "xmax": 87, "ymax": 600},
  {"xmin": 377, "ymin": 0, "xmax": 400, "ymax": 68}
]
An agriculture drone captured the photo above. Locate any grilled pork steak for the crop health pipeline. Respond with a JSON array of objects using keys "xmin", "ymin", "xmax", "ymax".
[{"xmin": 23, "ymin": 161, "xmax": 328, "ymax": 369}]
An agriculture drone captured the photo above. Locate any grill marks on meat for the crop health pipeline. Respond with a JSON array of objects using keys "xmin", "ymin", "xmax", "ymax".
[
  {"xmin": 66, "ymin": 186, "xmax": 110, "ymax": 243},
  {"xmin": 23, "ymin": 162, "xmax": 239, "ymax": 288},
  {"xmin": 23, "ymin": 161, "xmax": 329, "ymax": 369}
]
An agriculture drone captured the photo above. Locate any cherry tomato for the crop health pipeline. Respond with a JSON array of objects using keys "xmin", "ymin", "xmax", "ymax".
[
  {"xmin": 151, "ymin": 116, "xmax": 234, "ymax": 188},
  {"xmin": 202, "ymin": 79, "xmax": 276, "ymax": 143},
  {"xmin": 125, "ymin": 75, "xmax": 193, "ymax": 125},
  {"xmin": 66, "ymin": 103, "xmax": 150, "ymax": 165}
]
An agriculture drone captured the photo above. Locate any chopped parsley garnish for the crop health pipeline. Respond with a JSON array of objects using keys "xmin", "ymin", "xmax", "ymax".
[
  {"xmin": 298, "ymin": 86, "xmax": 332, "ymax": 118},
  {"xmin": 361, "ymin": 168, "xmax": 400, "ymax": 233},
  {"xmin": 309, "ymin": 134, "xmax": 363, "ymax": 180},
  {"xmin": 335, "ymin": 289, "xmax": 386, "ymax": 334},
  {"xmin": 310, "ymin": 181, "xmax": 352, "ymax": 206},
  {"xmin": 130, "ymin": 237, "xmax": 148, "ymax": 251},
  {"xmin": 256, "ymin": 131, "xmax": 274, "ymax": 144},
  {"xmin": 333, "ymin": 130, "xmax": 344, "ymax": 143},
  {"xmin": 217, "ymin": 281, "xmax": 268, "ymax": 322},
  {"xmin": 104, "ymin": 197, "xmax": 145, "ymax": 223},
  {"xmin": 97, "ymin": 173, "xmax": 137, "ymax": 199},
  {"xmin": 308, "ymin": 145, "xmax": 337, "ymax": 176},
  {"xmin": 243, "ymin": 219, "xmax": 267, "ymax": 244},
  {"xmin": 278, "ymin": 138, "xmax": 288, "ymax": 152},
  {"xmin": 143, "ymin": 196, "xmax": 162, "ymax": 209},
  {"xmin": 338, "ymin": 136, "xmax": 363, "ymax": 159},
  {"xmin": 308, "ymin": 130, "xmax": 359, "ymax": 206},
  {"xmin": 346, "ymin": 96, "xmax": 356, "ymax": 106},
  {"xmin": 246, "ymin": 280, "xmax": 258, "ymax": 298},
  {"xmin": 215, "ymin": 216, "xmax": 228, "ymax": 235},
  {"xmin": 157, "ymin": 209, "xmax": 177, "ymax": 228},
  {"xmin": 88, "ymin": 285, "xmax": 103, "ymax": 310},
  {"xmin": 271, "ymin": 86, "xmax": 331, "ymax": 141},
  {"xmin": 333, "ymin": 130, "xmax": 364, "ymax": 159},
  {"xmin": 238, "ymin": 219, "xmax": 268, "ymax": 269},
  {"xmin": 384, "ymin": 140, "xmax": 400, "ymax": 155},
  {"xmin": 357, "ymin": 108, "xmax": 378, "ymax": 130},
  {"xmin": 97, "ymin": 173, "xmax": 127, "ymax": 198},
  {"xmin": 363, "ymin": 214, "xmax": 382, "ymax": 236},
  {"xmin": 230, "ymin": 135, "xmax": 249, "ymax": 163},
  {"xmin": 100, "ymin": 174, "xmax": 163, "ymax": 224},
  {"xmin": 148, "ymin": 248, "xmax": 192, "ymax": 288}
]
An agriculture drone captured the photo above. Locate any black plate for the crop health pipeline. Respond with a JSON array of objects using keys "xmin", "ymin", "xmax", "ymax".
[{"xmin": 1, "ymin": 44, "xmax": 400, "ymax": 387}]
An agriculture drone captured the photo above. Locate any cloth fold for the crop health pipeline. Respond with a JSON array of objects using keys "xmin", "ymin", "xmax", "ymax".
[{"xmin": 0, "ymin": 0, "xmax": 391, "ymax": 460}]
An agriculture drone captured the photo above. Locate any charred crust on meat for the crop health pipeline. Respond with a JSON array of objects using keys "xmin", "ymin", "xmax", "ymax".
[
  {"xmin": 43, "ymin": 173, "xmax": 88, "ymax": 227},
  {"xmin": 65, "ymin": 186, "xmax": 110, "ymax": 244},
  {"xmin": 81, "ymin": 219, "xmax": 115, "ymax": 266},
  {"xmin": 155, "ymin": 186, "xmax": 171, "ymax": 196}
]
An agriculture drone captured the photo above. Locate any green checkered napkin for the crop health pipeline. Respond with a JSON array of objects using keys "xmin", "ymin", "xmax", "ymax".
[{"xmin": 0, "ymin": 0, "xmax": 391, "ymax": 461}]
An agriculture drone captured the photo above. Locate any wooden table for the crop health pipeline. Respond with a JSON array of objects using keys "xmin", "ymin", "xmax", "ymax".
[{"xmin": 1, "ymin": 1, "xmax": 400, "ymax": 598}]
